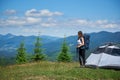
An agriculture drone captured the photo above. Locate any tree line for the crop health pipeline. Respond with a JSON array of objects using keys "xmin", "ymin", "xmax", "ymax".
[{"xmin": 16, "ymin": 36, "xmax": 71, "ymax": 64}]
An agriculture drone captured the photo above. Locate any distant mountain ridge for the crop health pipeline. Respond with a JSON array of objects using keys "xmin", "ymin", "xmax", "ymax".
[
  {"xmin": 0, "ymin": 34, "xmax": 60, "ymax": 58},
  {"xmin": 0, "ymin": 31, "xmax": 120, "ymax": 60}
]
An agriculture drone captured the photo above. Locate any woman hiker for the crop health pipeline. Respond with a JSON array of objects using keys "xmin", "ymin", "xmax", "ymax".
[{"xmin": 76, "ymin": 31, "xmax": 86, "ymax": 67}]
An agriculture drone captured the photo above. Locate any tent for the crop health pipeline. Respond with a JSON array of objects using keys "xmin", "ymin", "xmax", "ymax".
[{"xmin": 85, "ymin": 43, "xmax": 120, "ymax": 69}]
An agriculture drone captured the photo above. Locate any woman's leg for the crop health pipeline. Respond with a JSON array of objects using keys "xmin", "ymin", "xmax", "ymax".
[
  {"xmin": 81, "ymin": 49, "xmax": 85, "ymax": 65},
  {"xmin": 79, "ymin": 48, "xmax": 83, "ymax": 66}
]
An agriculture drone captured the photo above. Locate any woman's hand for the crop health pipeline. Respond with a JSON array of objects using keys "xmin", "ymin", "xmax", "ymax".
[{"xmin": 77, "ymin": 44, "xmax": 81, "ymax": 48}]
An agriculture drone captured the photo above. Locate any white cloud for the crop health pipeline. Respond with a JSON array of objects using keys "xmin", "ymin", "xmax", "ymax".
[
  {"xmin": 0, "ymin": 16, "xmax": 42, "ymax": 27},
  {"xmin": 96, "ymin": 20, "xmax": 108, "ymax": 24},
  {"xmin": 101, "ymin": 23, "xmax": 118, "ymax": 28},
  {"xmin": 94, "ymin": 20, "xmax": 119, "ymax": 28},
  {"xmin": 25, "ymin": 9, "xmax": 63, "ymax": 17},
  {"xmin": 74, "ymin": 19, "xmax": 88, "ymax": 26},
  {"xmin": 0, "ymin": 16, "xmax": 119, "ymax": 29},
  {"xmin": 41, "ymin": 22, "xmax": 57, "ymax": 27},
  {"xmin": 0, "ymin": 9, "xmax": 119, "ymax": 30},
  {"xmin": 4, "ymin": 9, "xmax": 16, "ymax": 15},
  {"xmin": 67, "ymin": 19, "xmax": 119, "ymax": 29},
  {"xmin": 54, "ymin": 11, "xmax": 63, "ymax": 16},
  {"xmin": 25, "ymin": 9, "xmax": 39, "ymax": 17},
  {"xmin": 40, "ymin": 9, "xmax": 53, "ymax": 16},
  {"xmin": 22, "ymin": 28, "xmax": 39, "ymax": 33},
  {"xmin": 26, "ymin": 17, "xmax": 41, "ymax": 24},
  {"xmin": 6, "ymin": 19, "xmax": 25, "ymax": 26},
  {"xmin": 77, "ymin": 20, "xmax": 87, "ymax": 25},
  {"xmin": 0, "ymin": 15, "xmax": 119, "ymax": 29},
  {"xmin": 0, "ymin": 17, "xmax": 26, "ymax": 26}
]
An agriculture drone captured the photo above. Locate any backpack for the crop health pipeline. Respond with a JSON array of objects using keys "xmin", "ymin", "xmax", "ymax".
[{"xmin": 81, "ymin": 34, "xmax": 90, "ymax": 50}]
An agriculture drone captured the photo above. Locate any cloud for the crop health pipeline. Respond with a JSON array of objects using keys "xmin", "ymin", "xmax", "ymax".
[
  {"xmin": 0, "ymin": 16, "xmax": 25, "ymax": 26},
  {"xmin": 25, "ymin": 9, "xmax": 63, "ymax": 17},
  {"xmin": 41, "ymin": 22, "xmax": 57, "ymax": 27},
  {"xmin": 75, "ymin": 19, "xmax": 88, "ymax": 25},
  {"xmin": 4, "ymin": 9, "xmax": 16, "ymax": 15},
  {"xmin": 26, "ymin": 17, "xmax": 42, "ymax": 24},
  {"xmin": 95, "ymin": 20, "xmax": 108, "ymax": 24},
  {"xmin": 68, "ymin": 19, "xmax": 89, "ymax": 26},
  {"xmin": 0, "ymin": 16, "xmax": 42, "ymax": 27},
  {"xmin": 22, "ymin": 28, "xmax": 39, "ymax": 33},
  {"xmin": 0, "ymin": 16, "xmax": 119, "ymax": 29},
  {"xmin": 101, "ymin": 23, "xmax": 118, "ymax": 28},
  {"xmin": 67, "ymin": 19, "xmax": 119, "ymax": 29},
  {"xmin": 94, "ymin": 20, "xmax": 119, "ymax": 28},
  {"xmin": 0, "ymin": 9, "xmax": 119, "ymax": 30}
]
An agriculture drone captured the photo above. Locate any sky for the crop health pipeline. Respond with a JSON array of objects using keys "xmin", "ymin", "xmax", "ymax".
[{"xmin": 0, "ymin": 0, "xmax": 120, "ymax": 37}]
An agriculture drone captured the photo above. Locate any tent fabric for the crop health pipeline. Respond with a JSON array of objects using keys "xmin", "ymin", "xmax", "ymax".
[
  {"xmin": 93, "ymin": 46, "xmax": 120, "ymax": 56},
  {"xmin": 85, "ymin": 44, "xmax": 120, "ymax": 69}
]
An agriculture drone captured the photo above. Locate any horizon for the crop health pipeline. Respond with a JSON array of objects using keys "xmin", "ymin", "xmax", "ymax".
[
  {"xmin": 1, "ymin": 31, "xmax": 120, "ymax": 38},
  {"xmin": 0, "ymin": 0, "xmax": 120, "ymax": 37}
]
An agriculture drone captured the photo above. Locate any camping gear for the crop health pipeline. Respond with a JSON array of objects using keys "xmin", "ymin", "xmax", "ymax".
[
  {"xmin": 85, "ymin": 43, "xmax": 120, "ymax": 69},
  {"xmin": 80, "ymin": 34, "xmax": 90, "ymax": 50}
]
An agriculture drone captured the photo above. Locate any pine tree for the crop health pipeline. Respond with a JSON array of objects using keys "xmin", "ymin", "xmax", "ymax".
[
  {"xmin": 57, "ymin": 35, "xmax": 71, "ymax": 62},
  {"xmin": 33, "ymin": 36, "xmax": 45, "ymax": 61},
  {"xmin": 16, "ymin": 41, "xmax": 27, "ymax": 64}
]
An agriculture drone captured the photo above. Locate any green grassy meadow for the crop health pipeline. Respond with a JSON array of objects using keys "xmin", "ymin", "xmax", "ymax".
[{"xmin": 0, "ymin": 61, "xmax": 120, "ymax": 80}]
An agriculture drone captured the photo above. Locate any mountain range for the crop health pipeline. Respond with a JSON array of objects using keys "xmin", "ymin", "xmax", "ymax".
[{"xmin": 0, "ymin": 31, "xmax": 120, "ymax": 61}]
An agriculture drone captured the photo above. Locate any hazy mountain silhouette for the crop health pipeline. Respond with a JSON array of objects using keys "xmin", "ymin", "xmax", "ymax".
[{"xmin": 0, "ymin": 31, "xmax": 120, "ymax": 60}]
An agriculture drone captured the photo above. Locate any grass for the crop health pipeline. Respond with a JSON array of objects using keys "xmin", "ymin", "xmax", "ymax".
[{"xmin": 0, "ymin": 61, "xmax": 120, "ymax": 80}]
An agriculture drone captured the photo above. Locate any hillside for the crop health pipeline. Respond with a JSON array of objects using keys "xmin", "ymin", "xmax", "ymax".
[
  {"xmin": 0, "ymin": 34, "xmax": 60, "ymax": 58},
  {"xmin": 0, "ymin": 61, "xmax": 120, "ymax": 80},
  {"xmin": 0, "ymin": 31, "xmax": 120, "ymax": 61},
  {"xmin": 42, "ymin": 31, "xmax": 120, "ymax": 59}
]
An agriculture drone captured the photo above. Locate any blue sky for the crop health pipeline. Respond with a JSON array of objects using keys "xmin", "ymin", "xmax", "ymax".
[{"xmin": 0, "ymin": 0, "xmax": 120, "ymax": 37}]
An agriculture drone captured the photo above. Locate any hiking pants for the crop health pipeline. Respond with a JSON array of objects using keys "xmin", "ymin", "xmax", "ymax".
[{"xmin": 78, "ymin": 48, "xmax": 85, "ymax": 66}]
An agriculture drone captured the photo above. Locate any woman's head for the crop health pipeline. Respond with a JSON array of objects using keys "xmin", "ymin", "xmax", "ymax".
[{"xmin": 78, "ymin": 31, "xmax": 83, "ymax": 37}]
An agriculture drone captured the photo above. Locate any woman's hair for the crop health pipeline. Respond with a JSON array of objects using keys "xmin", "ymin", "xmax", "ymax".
[{"xmin": 78, "ymin": 31, "xmax": 83, "ymax": 39}]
